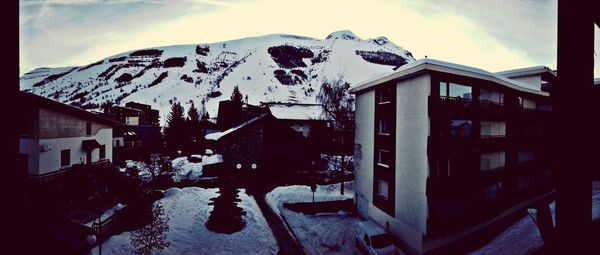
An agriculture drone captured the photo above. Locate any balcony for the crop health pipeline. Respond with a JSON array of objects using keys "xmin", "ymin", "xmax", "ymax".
[{"xmin": 429, "ymin": 95, "xmax": 551, "ymax": 119}]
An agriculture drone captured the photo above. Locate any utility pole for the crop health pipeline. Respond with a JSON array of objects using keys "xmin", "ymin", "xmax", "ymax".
[{"xmin": 554, "ymin": 1, "xmax": 595, "ymax": 252}]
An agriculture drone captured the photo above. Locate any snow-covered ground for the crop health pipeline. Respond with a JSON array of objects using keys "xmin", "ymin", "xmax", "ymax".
[
  {"xmin": 266, "ymin": 182, "xmax": 363, "ymax": 255},
  {"xmin": 92, "ymin": 187, "xmax": 277, "ymax": 254},
  {"xmin": 471, "ymin": 189, "xmax": 600, "ymax": 254}
]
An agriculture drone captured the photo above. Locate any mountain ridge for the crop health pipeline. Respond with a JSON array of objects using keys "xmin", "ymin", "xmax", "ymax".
[{"xmin": 20, "ymin": 30, "xmax": 415, "ymax": 125}]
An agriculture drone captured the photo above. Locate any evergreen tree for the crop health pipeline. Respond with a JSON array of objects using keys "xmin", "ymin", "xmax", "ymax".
[
  {"xmin": 230, "ymin": 85, "xmax": 243, "ymax": 103},
  {"xmin": 201, "ymin": 100, "xmax": 210, "ymax": 120},
  {"xmin": 163, "ymin": 102, "xmax": 186, "ymax": 155},
  {"xmin": 186, "ymin": 102, "xmax": 202, "ymax": 152}
]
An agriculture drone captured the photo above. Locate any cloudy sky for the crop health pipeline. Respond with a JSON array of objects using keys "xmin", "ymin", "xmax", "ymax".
[{"xmin": 19, "ymin": 0, "xmax": 600, "ymax": 76}]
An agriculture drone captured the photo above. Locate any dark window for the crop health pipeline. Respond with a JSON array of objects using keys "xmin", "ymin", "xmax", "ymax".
[
  {"xmin": 378, "ymin": 149, "xmax": 390, "ymax": 167},
  {"xmin": 440, "ymin": 81, "xmax": 472, "ymax": 99},
  {"xmin": 116, "ymin": 140, "xmax": 121, "ymax": 147},
  {"xmin": 99, "ymin": 145, "xmax": 106, "ymax": 159},
  {"xmin": 377, "ymin": 86, "xmax": 392, "ymax": 104},
  {"xmin": 378, "ymin": 119, "xmax": 390, "ymax": 135},
  {"xmin": 449, "ymin": 119, "xmax": 472, "ymax": 138},
  {"xmin": 61, "ymin": 149, "xmax": 70, "ymax": 167},
  {"xmin": 86, "ymin": 122, "xmax": 92, "ymax": 136}
]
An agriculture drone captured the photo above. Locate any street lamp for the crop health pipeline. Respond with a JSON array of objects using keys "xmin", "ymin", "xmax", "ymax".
[{"xmin": 88, "ymin": 216, "xmax": 102, "ymax": 255}]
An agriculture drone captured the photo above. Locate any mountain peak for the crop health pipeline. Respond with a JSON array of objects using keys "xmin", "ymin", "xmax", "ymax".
[{"xmin": 325, "ymin": 30, "xmax": 360, "ymax": 41}]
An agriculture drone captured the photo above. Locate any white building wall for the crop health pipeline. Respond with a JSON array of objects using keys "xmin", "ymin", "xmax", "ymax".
[
  {"xmin": 354, "ymin": 89, "xmax": 375, "ymax": 219},
  {"xmin": 36, "ymin": 128, "xmax": 113, "ymax": 175},
  {"xmin": 394, "ymin": 74, "xmax": 431, "ymax": 237},
  {"xmin": 511, "ymin": 75, "xmax": 542, "ymax": 91}
]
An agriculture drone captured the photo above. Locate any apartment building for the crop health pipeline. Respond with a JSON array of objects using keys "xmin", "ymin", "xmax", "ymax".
[{"xmin": 350, "ymin": 59, "xmax": 555, "ymax": 254}]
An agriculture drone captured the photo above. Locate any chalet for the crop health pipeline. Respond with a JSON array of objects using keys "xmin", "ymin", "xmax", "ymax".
[
  {"xmin": 261, "ymin": 102, "xmax": 330, "ymax": 138},
  {"xmin": 350, "ymin": 59, "xmax": 555, "ymax": 254},
  {"xmin": 19, "ymin": 92, "xmax": 119, "ymax": 183},
  {"xmin": 206, "ymin": 110, "xmax": 318, "ymax": 176}
]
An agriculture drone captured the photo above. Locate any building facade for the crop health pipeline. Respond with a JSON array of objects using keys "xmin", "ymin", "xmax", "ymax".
[
  {"xmin": 19, "ymin": 92, "xmax": 118, "ymax": 181},
  {"xmin": 351, "ymin": 59, "xmax": 555, "ymax": 254}
]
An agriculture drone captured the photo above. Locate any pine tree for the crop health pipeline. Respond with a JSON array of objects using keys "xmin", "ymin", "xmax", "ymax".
[
  {"xmin": 163, "ymin": 102, "xmax": 186, "ymax": 155},
  {"xmin": 186, "ymin": 102, "xmax": 202, "ymax": 151},
  {"xmin": 230, "ymin": 85, "xmax": 243, "ymax": 103}
]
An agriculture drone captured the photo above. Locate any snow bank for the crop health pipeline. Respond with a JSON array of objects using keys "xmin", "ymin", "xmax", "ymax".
[
  {"xmin": 265, "ymin": 182, "xmax": 364, "ymax": 255},
  {"xmin": 471, "ymin": 189, "xmax": 600, "ymax": 254},
  {"xmin": 171, "ymin": 157, "xmax": 203, "ymax": 183},
  {"xmin": 92, "ymin": 187, "xmax": 277, "ymax": 254},
  {"xmin": 202, "ymin": 154, "xmax": 223, "ymax": 165},
  {"xmin": 266, "ymin": 182, "xmax": 354, "ymax": 214}
]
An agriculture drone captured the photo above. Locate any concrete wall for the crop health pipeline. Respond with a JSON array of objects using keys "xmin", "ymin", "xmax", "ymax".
[
  {"xmin": 354, "ymin": 74, "xmax": 431, "ymax": 254},
  {"xmin": 511, "ymin": 75, "xmax": 542, "ymax": 91},
  {"xmin": 354, "ymin": 89, "xmax": 375, "ymax": 220},
  {"xmin": 394, "ymin": 74, "xmax": 431, "ymax": 237},
  {"xmin": 33, "ymin": 128, "xmax": 112, "ymax": 175},
  {"xmin": 38, "ymin": 108, "xmax": 111, "ymax": 139}
]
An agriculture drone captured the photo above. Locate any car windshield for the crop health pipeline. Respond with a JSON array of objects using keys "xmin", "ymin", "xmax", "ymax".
[{"xmin": 371, "ymin": 234, "xmax": 392, "ymax": 248}]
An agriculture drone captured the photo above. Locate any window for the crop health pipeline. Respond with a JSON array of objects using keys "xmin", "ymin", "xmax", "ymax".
[
  {"xmin": 480, "ymin": 88, "xmax": 504, "ymax": 104},
  {"xmin": 377, "ymin": 86, "xmax": 392, "ymax": 104},
  {"xmin": 377, "ymin": 180, "xmax": 389, "ymax": 199},
  {"xmin": 378, "ymin": 119, "xmax": 390, "ymax": 135},
  {"xmin": 480, "ymin": 151, "xmax": 506, "ymax": 171},
  {"xmin": 378, "ymin": 149, "xmax": 390, "ymax": 167},
  {"xmin": 99, "ymin": 145, "xmax": 106, "ymax": 159},
  {"xmin": 86, "ymin": 122, "xmax": 92, "ymax": 136},
  {"xmin": 61, "ymin": 149, "xmax": 70, "ymax": 167},
  {"xmin": 440, "ymin": 81, "xmax": 472, "ymax": 99},
  {"xmin": 480, "ymin": 121, "xmax": 506, "ymax": 137},
  {"xmin": 116, "ymin": 140, "xmax": 121, "ymax": 147},
  {"xmin": 520, "ymin": 97, "xmax": 537, "ymax": 109},
  {"xmin": 449, "ymin": 119, "xmax": 472, "ymax": 138}
]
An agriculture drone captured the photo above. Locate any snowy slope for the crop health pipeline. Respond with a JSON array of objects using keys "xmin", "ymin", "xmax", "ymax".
[{"xmin": 20, "ymin": 30, "xmax": 414, "ymax": 126}]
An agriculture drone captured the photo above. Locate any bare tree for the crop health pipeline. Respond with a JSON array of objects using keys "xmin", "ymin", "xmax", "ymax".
[
  {"xmin": 317, "ymin": 76, "xmax": 355, "ymax": 195},
  {"xmin": 130, "ymin": 201, "xmax": 170, "ymax": 255}
]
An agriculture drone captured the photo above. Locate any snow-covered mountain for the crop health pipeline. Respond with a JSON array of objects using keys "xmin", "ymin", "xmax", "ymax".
[{"xmin": 20, "ymin": 30, "xmax": 414, "ymax": 126}]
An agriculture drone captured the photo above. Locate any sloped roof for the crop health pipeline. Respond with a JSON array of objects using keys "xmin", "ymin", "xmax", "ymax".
[
  {"xmin": 267, "ymin": 103, "xmax": 329, "ymax": 121},
  {"xmin": 349, "ymin": 58, "xmax": 549, "ymax": 96},
  {"xmin": 205, "ymin": 113, "xmax": 269, "ymax": 141},
  {"xmin": 20, "ymin": 92, "xmax": 119, "ymax": 126}
]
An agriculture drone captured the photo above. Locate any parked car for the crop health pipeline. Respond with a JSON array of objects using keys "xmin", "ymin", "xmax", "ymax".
[{"xmin": 355, "ymin": 221, "xmax": 396, "ymax": 255}]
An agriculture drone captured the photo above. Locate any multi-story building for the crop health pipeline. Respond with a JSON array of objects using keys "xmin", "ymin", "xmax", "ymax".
[
  {"xmin": 350, "ymin": 59, "xmax": 555, "ymax": 254},
  {"xmin": 19, "ymin": 92, "xmax": 118, "ymax": 183},
  {"xmin": 103, "ymin": 102, "xmax": 159, "ymax": 126}
]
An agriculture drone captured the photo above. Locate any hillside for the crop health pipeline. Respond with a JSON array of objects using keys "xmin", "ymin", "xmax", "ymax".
[{"xmin": 20, "ymin": 30, "xmax": 414, "ymax": 126}]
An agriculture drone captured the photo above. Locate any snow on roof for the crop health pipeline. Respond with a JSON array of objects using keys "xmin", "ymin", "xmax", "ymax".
[
  {"xmin": 349, "ymin": 58, "xmax": 549, "ymax": 96},
  {"xmin": 204, "ymin": 113, "xmax": 268, "ymax": 141},
  {"xmin": 268, "ymin": 104, "xmax": 329, "ymax": 121},
  {"xmin": 495, "ymin": 66, "xmax": 556, "ymax": 78}
]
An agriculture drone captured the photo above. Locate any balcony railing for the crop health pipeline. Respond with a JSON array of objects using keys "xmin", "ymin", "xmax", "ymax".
[
  {"xmin": 429, "ymin": 95, "xmax": 551, "ymax": 116},
  {"xmin": 28, "ymin": 159, "xmax": 112, "ymax": 184}
]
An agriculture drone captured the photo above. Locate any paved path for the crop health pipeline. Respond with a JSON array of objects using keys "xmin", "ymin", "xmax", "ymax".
[{"xmin": 252, "ymin": 193, "xmax": 304, "ymax": 255}]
